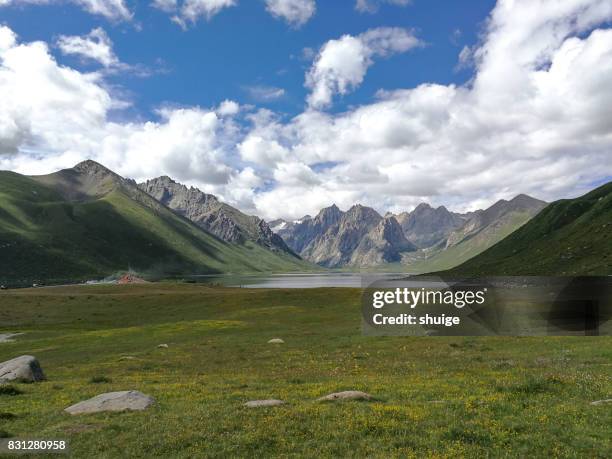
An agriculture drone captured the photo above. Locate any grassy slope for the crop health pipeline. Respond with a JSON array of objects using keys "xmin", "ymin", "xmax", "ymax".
[
  {"xmin": 0, "ymin": 172, "xmax": 310, "ymax": 286},
  {"xmin": 443, "ymin": 182, "xmax": 612, "ymax": 276},
  {"xmin": 0, "ymin": 284, "xmax": 610, "ymax": 457},
  {"xmin": 404, "ymin": 212, "xmax": 535, "ymax": 274}
]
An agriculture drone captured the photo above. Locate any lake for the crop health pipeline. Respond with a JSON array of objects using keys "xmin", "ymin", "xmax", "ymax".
[{"xmin": 187, "ymin": 272, "xmax": 413, "ymax": 288}]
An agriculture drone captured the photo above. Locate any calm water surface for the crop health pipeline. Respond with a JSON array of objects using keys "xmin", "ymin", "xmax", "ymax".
[{"xmin": 188, "ymin": 273, "xmax": 412, "ymax": 288}]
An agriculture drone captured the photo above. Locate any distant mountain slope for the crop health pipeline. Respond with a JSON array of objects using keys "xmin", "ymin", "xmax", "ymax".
[
  {"xmin": 0, "ymin": 161, "xmax": 308, "ymax": 286},
  {"xmin": 278, "ymin": 204, "xmax": 416, "ymax": 268},
  {"xmin": 442, "ymin": 182, "xmax": 612, "ymax": 276},
  {"xmin": 139, "ymin": 176, "xmax": 295, "ymax": 255},
  {"xmin": 395, "ymin": 203, "xmax": 466, "ymax": 248},
  {"xmin": 405, "ymin": 194, "xmax": 547, "ymax": 273},
  {"xmin": 275, "ymin": 194, "xmax": 544, "ymax": 270}
]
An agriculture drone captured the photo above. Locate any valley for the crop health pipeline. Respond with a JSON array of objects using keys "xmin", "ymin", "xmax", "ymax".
[{"xmin": 0, "ymin": 160, "xmax": 610, "ymax": 286}]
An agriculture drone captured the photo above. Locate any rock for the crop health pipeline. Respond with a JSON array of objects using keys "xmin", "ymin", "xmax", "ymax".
[
  {"xmin": 0, "ymin": 333, "xmax": 24, "ymax": 343},
  {"xmin": 590, "ymin": 399, "xmax": 612, "ymax": 406},
  {"xmin": 0, "ymin": 355, "xmax": 45, "ymax": 382},
  {"xmin": 65, "ymin": 390, "xmax": 155, "ymax": 415},
  {"xmin": 268, "ymin": 338, "xmax": 284, "ymax": 344},
  {"xmin": 317, "ymin": 391, "xmax": 373, "ymax": 402},
  {"xmin": 118, "ymin": 356, "xmax": 137, "ymax": 361},
  {"xmin": 244, "ymin": 399, "xmax": 285, "ymax": 408},
  {"xmin": 157, "ymin": 344, "xmax": 169, "ymax": 348}
]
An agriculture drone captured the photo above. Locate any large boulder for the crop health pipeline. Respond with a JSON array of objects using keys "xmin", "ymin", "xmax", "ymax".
[
  {"xmin": 317, "ymin": 391, "xmax": 373, "ymax": 402},
  {"xmin": 0, "ymin": 355, "xmax": 45, "ymax": 383},
  {"xmin": 65, "ymin": 390, "xmax": 155, "ymax": 415}
]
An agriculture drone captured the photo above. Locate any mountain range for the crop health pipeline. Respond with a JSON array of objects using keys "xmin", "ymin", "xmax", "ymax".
[
  {"xmin": 0, "ymin": 160, "xmax": 609, "ymax": 285},
  {"xmin": 0, "ymin": 161, "xmax": 307, "ymax": 286},
  {"xmin": 272, "ymin": 194, "xmax": 547, "ymax": 270},
  {"xmin": 444, "ymin": 181, "xmax": 612, "ymax": 276},
  {"xmin": 279, "ymin": 204, "xmax": 418, "ymax": 267},
  {"xmin": 138, "ymin": 176, "xmax": 294, "ymax": 255}
]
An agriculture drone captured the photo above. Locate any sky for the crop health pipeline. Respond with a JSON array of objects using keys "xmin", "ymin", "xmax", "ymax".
[{"xmin": 0, "ymin": 0, "xmax": 611, "ymax": 220}]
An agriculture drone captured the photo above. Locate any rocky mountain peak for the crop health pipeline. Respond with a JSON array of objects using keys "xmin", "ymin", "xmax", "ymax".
[
  {"xmin": 394, "ymin": 202, "xmax": 465, "ymax": 248},
  {"xmin": 314, "ymin": 204, "xmax": 343, "ymax": 226},
  {"xmin": 345, "ymin": 204, "xmax": 382, "ymax": 223},
  {"xmin": 138, "ymin": 176, "xmax": 295, "ymax": 256},
  {"xmin": 72, "ymin": 160, "xmax": 122, "ymax": 182},
  {"xmin": 413, "ymin": 202, "xmax": 432, "ymax": 213}
]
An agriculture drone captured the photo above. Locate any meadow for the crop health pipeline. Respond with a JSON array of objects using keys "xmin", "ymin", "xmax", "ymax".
[{"xmin": 0, "ymin": 284, "xmax": 610, "ymax": 457}]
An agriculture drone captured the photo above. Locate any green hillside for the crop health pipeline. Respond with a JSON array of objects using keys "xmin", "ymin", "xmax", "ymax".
[
  {"xmin": 443, "ymin": 182, "xmax": 612, "ymax": 276},
  {"xmin": 0, "ymin": 168, "xmax": 310, "ymax": 286},
  {"xmin": 405, "ymin": 211, "xmax": 535, "ymax": 273}
]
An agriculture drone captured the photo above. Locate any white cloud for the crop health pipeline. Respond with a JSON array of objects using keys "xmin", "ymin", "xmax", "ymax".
[
  {"xmin": 305, "ymin": 27, "xmax": 421, "ymax": 109},
  {"xmin": 3, "ymin": 0, "xmax": 612, "ymax": 222},
  {"xmin": 0, "ymin": 0, "xmax": 132, "ymax": 21},
  {"xmin": 355, "ymin": 0, "xmax": 410, "ymax": 14},
  {"xmin": 243, "ymin": 85, "xmax": 286, "ymax": 102},
  {"xmin": 151, "ymin": 0, "xmax": 236, "ymax": 28},
  {"xmin": 76, "ymin": 0, "xmax": 132, "ymax": 20},
  {"xmin": 265, "ymin": 0, "xmax": 316, "ymax": 27},
  {"xmin": 0, "ymin": 26, "xmax": 241, "ymax": 197},
  {"xmin": 151, "ymin": 0, "xmax": 176, "ymax": 12},
  {"xmin": 57, "ymin": 28, "xmax": 118, "ymax": 68},
  {"xmin": 216, "ymin": 99, "xmax": 240, "ymax": 116}
]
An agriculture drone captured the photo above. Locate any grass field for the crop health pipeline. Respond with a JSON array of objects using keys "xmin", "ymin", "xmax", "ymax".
[{"xmin": 0, "ymin": 284, "xmax": 610, "ymax": 457}]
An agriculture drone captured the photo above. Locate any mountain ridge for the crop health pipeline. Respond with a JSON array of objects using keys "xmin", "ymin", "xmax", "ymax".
[
  {"xmin": 441, "ymin": 182, "xmax": 612, "ymax": 276},
  {"xmin": 0, "ymin": 161, "xmax": 309, "ymax": 286},
  {"xmin": 275, "ymin": 194, "xmax": 547, "ymax": 270},
  {"xmin": 138, "ymin": 176, "xmax": 296, "ymax": 256}
]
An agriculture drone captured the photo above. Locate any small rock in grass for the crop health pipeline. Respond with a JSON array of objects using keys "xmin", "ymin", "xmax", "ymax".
[
  {"xmin": 268, "ymin": 338, "xmax": 284, "ymax": 344},
  {"xmin": 0, "ymin": 333, "xmax": 24, "ymax": 343},
  {"xmin": 590, "ymin": 399, "xmax": 612, "ymax": 406},
  {"xmin": 118, "ymin": 356, "xmax": 137, "ymax": 361},
  {"xmin": 317, "ymin": 391, "xmax": 372, "ymax": 402},
  {"xmin": 0, "ymin": 355, "xmax": 45, "ymax": 383},
  {"xmin": 65, "ymin": 391, "xmax": 155, "ymax": 415},
  {"xmin": 244, "ymin": 399, "xmax": 285, "ymax": 408},
  {"xmin": 157, "ymin": 344, "xmax": 169, "ymax": 349}
]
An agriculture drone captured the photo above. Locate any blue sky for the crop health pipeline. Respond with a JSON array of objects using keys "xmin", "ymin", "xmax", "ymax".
[
  {"xmin": 0, "ymin": 0, "xmax": 611, "ymax": 220},
  {"xmin": 1, "ymin": 0, "xmax": 494, "ymax": 119}
]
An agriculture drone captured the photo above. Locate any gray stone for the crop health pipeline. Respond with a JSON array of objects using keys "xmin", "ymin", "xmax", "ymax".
[
  {"xmin": 244, "ymin": 399, "xmax": 285, "ymax": 408},
  {"xmin": 590, "ymin": 399, "xmax": 612, "ymax": 406},
  {"xmin": 157, "ymin": 344, "xmax": 169, "ymax": 348},
  {"xmin": 268, "ymin": 338, "xmax": 285, "ymax": 344},
  {"xmin": 0, "ymin": 355, "xmax": 45, "ymax": 382},
  {"xmin": 317, "ymin": 391, "xmax": 373, "ymax": 402},
  {"xmin": 0, "ymin": 333, "xmax": 24, "ymax": 343},
  {"xmin": 65, "ymin": 391, "xmax": 155, "ymax": 415}
]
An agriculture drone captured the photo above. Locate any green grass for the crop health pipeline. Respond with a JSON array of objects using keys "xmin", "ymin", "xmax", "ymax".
[
  {"xmin": 443, "ymin": 182, "xmax": 612, "ymax": 276},
  {"xmin": 0, "ymin": 284, "xmax": 610, "ymax": 457},
  {"xmin": 0, "ymin": 171, "xmax": 312, "ymax": 286}
]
